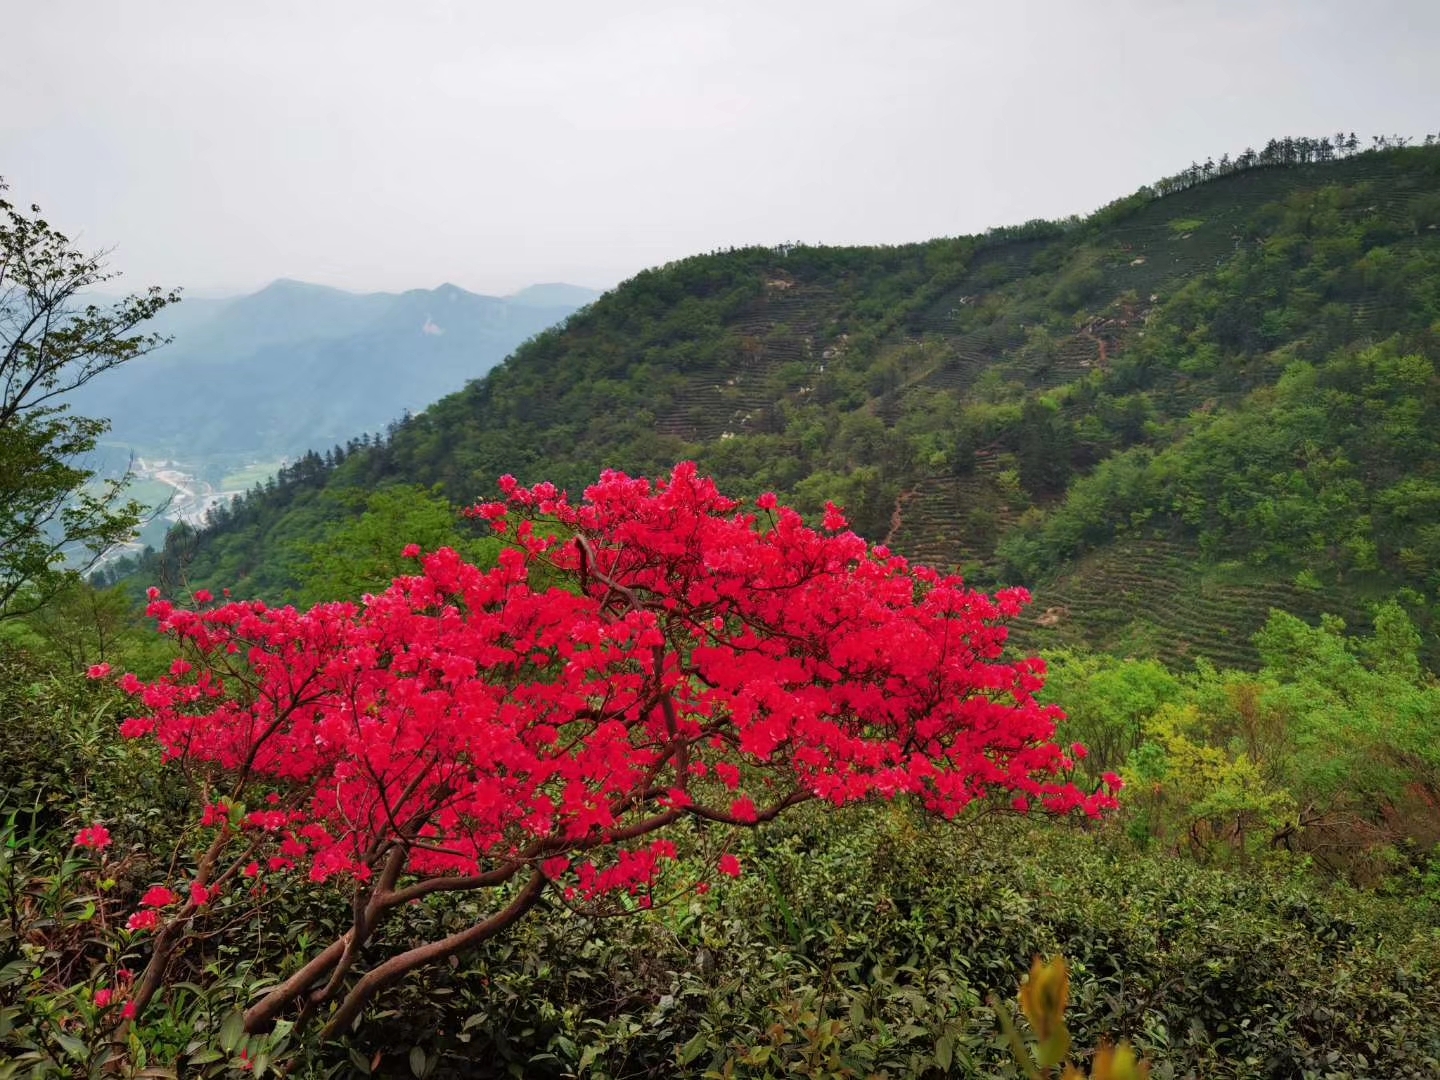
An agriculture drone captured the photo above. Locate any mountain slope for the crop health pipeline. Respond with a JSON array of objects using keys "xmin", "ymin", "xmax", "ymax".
[
  {"xmin": 72, "ymin": 279, "xmax": 599, "ymax": 466},
  {"xmin": 152, "ymin": 141, "xmax": 1440, "ymax": 666}
]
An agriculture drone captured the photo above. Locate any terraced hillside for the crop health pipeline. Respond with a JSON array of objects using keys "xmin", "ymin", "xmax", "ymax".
[
  {"xmin": 1007, "ymin": 537, "xmax": 1377, "ymax": 670},
  {"xmin": 146, "ymin": 140, "xmax": 1440, "ymax": 668}
]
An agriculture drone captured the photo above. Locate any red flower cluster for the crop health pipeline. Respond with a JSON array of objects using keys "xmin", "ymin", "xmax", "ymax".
[
  {"xmin": 112, "ymin": 465, "xmax": 1114, "ymax": 910},
  {"xmin": 126, "ymin": 910, "xmax": 160, "ymax": 932},
  {"xmin": 74, "ymin": 823, "xmax": 111, "ymax": 850}
]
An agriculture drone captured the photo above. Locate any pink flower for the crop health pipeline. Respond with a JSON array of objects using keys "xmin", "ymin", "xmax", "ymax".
[
  {"xmin": 402, "ymin": 543, "xmax": 422, "ymax": 558},
  {"xmin": 193, "ymin": 589, "xmax": 214, "ymax": 605},
  {"xmin": 718, "ymin": 853, "xmax": 742, "ymax": 878},
  {"xmin": 74, "ymin": 823, "xmax": 112, "ymax": 850},
  {"xmin": 94, "ymin": 988, "xmax": 115, "ymax": 1008},
  {"xmin": 1070, "ymin": 743, "xmax": 1089, "ymax": 761},
  {"xmin": 86, "ymin": 663, "xmax": 111, "ymax": 679},
  {"xmin": 140, "ymin": 886, "xmax": 177, "ymax": 908},
  {"xmin": 190, "ymin": 881, "xmax": 216, "ymax": 906},
  {"xmin": 1102, "ymin": 772, "xmax": 1124, "ymax": 791},
  {"xmin": 822, "ymin": 502, "xmax": 848, "ymax": 532},
  {"xmin": 756, "ymin": 492, "xmax": 778, "ymax": 511},
  {"xmin": 121, "ymin": 1001, "xmax": 138, "ymax": 1020},
  {"xmin": 126, "ymin": 909, "xmax": 161, "ymax": 932},
  {"xmin": 541, "ymin": 857, "xmax": 570, "ymax": 879},
  {"xmin": 243, "ymin": 862, "xmax": 261, "ymax": 878},
  {"xmin": 201, "ymin": 803, "xmax": 230, "ymax": 828}
]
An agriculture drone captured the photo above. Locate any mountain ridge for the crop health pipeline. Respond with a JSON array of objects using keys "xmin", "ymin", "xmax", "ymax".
[{"xmin": 71, "ymin": 279, "xmax": 600, "ymax": 468}]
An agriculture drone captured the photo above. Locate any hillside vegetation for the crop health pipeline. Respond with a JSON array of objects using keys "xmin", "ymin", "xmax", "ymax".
[
  {"xmin": 8, "ymin": 139, "xmax": 1440, "ymax": 1077},
  {"xmin": 139, "ymin": 138, "xmax": 1440, "ymax": 668}
]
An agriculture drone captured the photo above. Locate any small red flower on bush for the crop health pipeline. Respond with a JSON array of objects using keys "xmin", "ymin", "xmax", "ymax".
[
  {"xmin": 190, "ymin": 882, "xmax": 217, "ymax": 906},
  {"xmin": 86, "ymin": 662, "xmax": 111, "ymax": 679},
  {"xmin": 74, "ymin": 823, "xmax": 111, "ymax": 850},
  {"xmin": 126, "ymin": 910, "xmax": 160, "ymax": 932},
  {"xmin": 94, "ymin": 988, "xmax": 115, "ymax": 1008},
  {"xmin": 139, "ymin": 886, "xmax": 177, "ymax": 908}
]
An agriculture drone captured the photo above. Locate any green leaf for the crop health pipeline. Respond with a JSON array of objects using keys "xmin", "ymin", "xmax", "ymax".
[
  {"xmin": 218, "ymin": 1011, "xmax": 246, "ymax": 1053},
  {"xmin": 935, "ymin": 1034, "xmax": 954, "ymax": 1071},
  {"xmin": 409, "ymin": 1046, "xmax": 429, "ymax": 1079},
  {"xmin": 55, "ymin": 1032, "xmax": 88, "ymax": 1059},
  {"xmin": 680, "ymin": 1031, "xmax": 710, "ymax": 1066}
]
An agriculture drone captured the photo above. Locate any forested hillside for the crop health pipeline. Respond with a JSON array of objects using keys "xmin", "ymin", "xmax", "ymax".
[{"xmin": 140, "ymin": 137, "xmax": 1440, "ymax": 667}]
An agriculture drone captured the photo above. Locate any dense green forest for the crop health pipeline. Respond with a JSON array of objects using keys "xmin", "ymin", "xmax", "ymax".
[{"xmin": 6, "ymin": 138, "xmax": 1440, "ymax": 1077}]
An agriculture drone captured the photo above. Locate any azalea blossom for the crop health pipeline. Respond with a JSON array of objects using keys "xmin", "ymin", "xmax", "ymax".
[
  {"xmin": 126, "ymin": 909, "xmax": 161, "ymax": 932},
  {"xmin": 74, "ymin": 823, "xmax": 111, "ymax": 850}
]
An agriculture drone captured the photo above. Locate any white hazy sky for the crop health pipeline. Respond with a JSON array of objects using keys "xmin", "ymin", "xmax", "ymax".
[{"xmin": 4, "ymin": 0, "xmax": 1438, "ymax": 297}]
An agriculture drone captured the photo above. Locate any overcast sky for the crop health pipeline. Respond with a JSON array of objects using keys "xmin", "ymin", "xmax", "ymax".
[{"xmin": 5, "ymin": 0, "xmax": 1438, "ymax": 297}]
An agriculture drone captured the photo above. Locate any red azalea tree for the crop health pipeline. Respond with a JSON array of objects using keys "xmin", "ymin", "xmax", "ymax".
[{"xmin": 100, "ymin": 463, "xmax": 1116, "ymax": 1040}]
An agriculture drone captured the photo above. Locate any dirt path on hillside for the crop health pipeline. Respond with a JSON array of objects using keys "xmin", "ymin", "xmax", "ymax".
[{"xmin": 883, "ymin": 488, "xmax": 920, "ymax": 548}]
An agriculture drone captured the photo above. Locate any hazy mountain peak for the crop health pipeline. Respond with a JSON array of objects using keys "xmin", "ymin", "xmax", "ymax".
[
  {"xmin": 68, "ymin": 277, "xmax": 594, "ymax": 465},
  {"xmin": 507, "ymin": 282, "xmax": 603, "ymax": 308}
]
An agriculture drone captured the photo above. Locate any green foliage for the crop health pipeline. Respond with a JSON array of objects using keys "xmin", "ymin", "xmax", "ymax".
[
  {"xmin": 293, "ymin": 485, "xmax": 498, "ymax": 606},
  {"xmin": 1042, "ymin": 653, "xmax": 1181, "ymax": 776},
  {"xmin": 1047, "ymin": 603, "xmax": 1440, "ymax": 880},
  {"xmin": 320, "ymin": 809, "xmax": 1440, "ymax": 1079},
  {"xmin": 1011, "ymin": 340, "xmax": 1440, "ymax": 591},
  {"xmin": 3, "ymin": 597, "xmax": 1440, "ymax": 1077},
  {"xmin": 0, "ymin": 177, "xmax": 177, "ymax": 618}
]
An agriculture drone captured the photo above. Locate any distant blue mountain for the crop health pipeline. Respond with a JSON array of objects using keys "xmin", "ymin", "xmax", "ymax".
[{"xmin": 72, "ymin": 280, "xmax": 599, "ymax": 464}]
